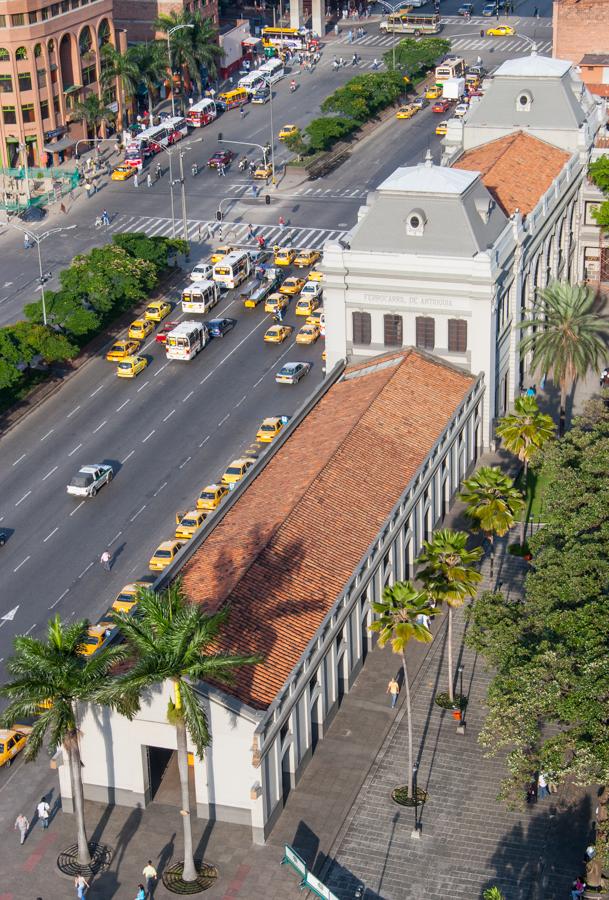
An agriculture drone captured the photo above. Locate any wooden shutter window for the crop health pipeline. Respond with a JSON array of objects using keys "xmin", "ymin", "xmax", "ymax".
[
  {"xmin": 352, "ymin": 311, "xmax": 371, "ymax": 345},
  {"xmin": 415, "ymin": 316, "xmax": 435, "ymax": 350},
  {"xmin": 383, "ymin": 314, "xmax": 403, "ymax": 347},
  {"xmin": 448, "ymin": 319, "xmax": 467, "ymax": 353}
]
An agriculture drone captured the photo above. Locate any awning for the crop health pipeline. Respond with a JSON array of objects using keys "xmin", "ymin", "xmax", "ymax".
[
  {"xmin": 242, "ymin": 36, "xmax": 262, "ymax": 47},
  {"xmin": 43, "ymin": 136, "xmax": 76, "ymax": 153}
]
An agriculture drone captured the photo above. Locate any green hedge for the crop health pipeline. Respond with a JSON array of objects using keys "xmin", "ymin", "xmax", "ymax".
[{"xmin": 0, "ymin": 233, "xmax": 188, "ymax": 411}]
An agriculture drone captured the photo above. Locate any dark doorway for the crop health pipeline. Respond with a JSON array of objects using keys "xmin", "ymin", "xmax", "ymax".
[
  {"xmin": 337, "ymin": 654, "xmax": 347, "ymax": 706},
  {"xmin": 311, "ymin": 699, "xmax": 320, "ymax": 753},
  {"xmin": 361, "ymin": 619, "xmax": 369, "ymax": 664},
  {"xmin": 147, "ymin": 747, "xmax": 174, "ymax": 801},
  {"xmin": 281, "ymin": 749, "xmax": 292, "ymax": 804}
]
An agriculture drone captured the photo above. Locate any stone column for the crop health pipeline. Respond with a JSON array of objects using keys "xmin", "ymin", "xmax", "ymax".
[
  {"xmin": 311, "ymin": 0, "xmax": 324, "ymax": 37},
  {"xmin": 290, "ymin": 0, "xmax": 304, "ymax": 30}
]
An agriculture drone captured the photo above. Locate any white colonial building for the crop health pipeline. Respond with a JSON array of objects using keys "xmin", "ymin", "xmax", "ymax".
[{"xmin": 323, "ymin": 54, "xmax": 606, "ymax": 444}]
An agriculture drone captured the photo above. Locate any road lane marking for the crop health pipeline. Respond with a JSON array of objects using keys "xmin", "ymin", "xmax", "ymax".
[
  {"xmin": 200, "ymin": 317, "xmax": 269, "ymax": 385},
  {"xmin": 130, "ymin": 504, "xmax": 147, "ymax": 522},
  {"xmin": 90, "ymin": 385, "xmax": 104, "ymax": 397},
  {"xmin": 24, "ymin": 623, "xmax": 37, "ymax": 635},
  {"xmin": 218, "ymin": 413, "xmax": 230, "ymax": 427},
  {"xmin": 163, "ymin": 409, "xmax": 176, "ymax": 422},
  {"xmin": 183, "ymin": 390, "xmax": 194, "ymax": 402},
  {"xmin": 69, "ymin": 501, "xmax": 85, "ymax": 516},
  {"xmin": 67, "ymin": 405, "xmax": 81, "ymax": 418},
  {"xmin": 12, "ymin": 453, "xmax": 26, "ymax": 466},
  {"xmin": 142, "ymin": 430, "xmax": 155, "ymax": 443},
  {"xmin": 68, "ymin": 443, "xmax": 82, "ymax": 456},
  {"xmin": 179, "ymin": 456, "xmax": 191, "ymax": 469},
  {"xmin": 116, "ymin": 399, "xmax": 130, "ymax": 412},
  {"xmin": 235, "ymin": 395, "xmax": 247, "ymax": 407},
  {"xmin": 49, "ymin": 588, "xmax": 70, "ymax": 610},
  {"xmin": 40, "ymin": 429, "xmax": 54, "ymax": 441},
  {"xmin": 136, "ymin": 380, "xmax": 150, "ymax": 392},
  {"xmin": 15, "ymin": 490, "xmax": 31, "ymax": 506},
  {"xmin": 42, "ymin": 465, "xmax": 58, "ymax": 481},
  {"xmin": 199, "ymin": 436, "xmax": 210, "ymax": 448},
  {"xmin": 43, "ymin": 527, "xmax": 59, "ymax": 543},
  {"xmin": 93, "ymin": 419, "xmax": 107, "ymax": 434},
  {"xmin": 153, "ymin": 481, "xmax": 167, "ymax": 496},
  {"xmin": 153, "ymin": 362, "xmax": 169, "ymax": 377},
  {"xmin": 121, "ymin": 450, "xmax": 135, "ymax": 463},
  {"xmin": 13, "ymin": 556, "xmax": 30, "ymax": 572},
  {"xmin": 108, "ymin": 530, "xmax": 122, "ymax": 545},
  {"xmin": 78, "ymin": 561, "xmax": 94, "ymax": 578}
]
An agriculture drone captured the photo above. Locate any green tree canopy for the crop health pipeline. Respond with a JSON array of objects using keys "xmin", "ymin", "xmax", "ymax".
[
  {"xmin": 383, "ymin": 37, "xmax": 451, "ymax": 74},
  {"xmin": 460, "ymin": 467, "xmax": 523, "ymax": 577}
]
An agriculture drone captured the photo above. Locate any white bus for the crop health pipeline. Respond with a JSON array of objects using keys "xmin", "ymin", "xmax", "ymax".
[
  {"xmin": 164, "ymin": 115, "xmax": 190, "ymax": 141},
  {"xmin": 258, "ymin": 58, "xmax": 284, "ymax": 84},
  {"xmin": 186, "ymin": 98, "xmax": 217, "ymax": 127},
  {"xmin": 379, "ymin": 12, "xmax": 442, "ymax": 34},
  {"xmin": 238, "ymin": 72, "xmax": 266, "ymax": 95},
  {"xmin": 213, "ymin": 251, "xmax": 251, "ymax": 290},
  {"xmin": 165, "ymin": 321, "xmax": 209, "ymax": 361},
  {"xmin": 181, "ymin": 280, "xmax": 220, "ymax": 314}
]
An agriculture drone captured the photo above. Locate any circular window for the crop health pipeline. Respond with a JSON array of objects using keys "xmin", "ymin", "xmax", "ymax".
[
  {"xmin": 409, "ymin": 214, "xmax": 421, "ymax": 230},
  {"xmin": 518, "ymin": 95, "xmax": 528, "ymax": 106}
]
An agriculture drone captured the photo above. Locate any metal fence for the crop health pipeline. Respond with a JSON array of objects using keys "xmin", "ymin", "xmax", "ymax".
[{"xmin": 0, "ymin": 167, "xmax": 80, "ymax": 212}]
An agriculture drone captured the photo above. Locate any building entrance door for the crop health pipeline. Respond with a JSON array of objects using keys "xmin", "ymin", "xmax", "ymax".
[{"xmin": 146, "ymin": 746, "xmax": 174, "ymax": 801}]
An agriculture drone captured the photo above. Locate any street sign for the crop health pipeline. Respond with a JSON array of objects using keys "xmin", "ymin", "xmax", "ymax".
[
  {"xmin": 304, "ymin": 871, "xmax": 340, "ymax": 900},
  {"xmin": 281, "ymin": 845, "xmax": 306, "ymax": 877}
]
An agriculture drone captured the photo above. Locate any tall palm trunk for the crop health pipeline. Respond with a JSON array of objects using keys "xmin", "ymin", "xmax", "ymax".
[
  {"xmin": 488, "ymin": 533, "xmax": 495, "ymax": 580},
  {"xmin": 559, "ymin": 380, "xmax": 568, "ymax": 437},
  {"xmin": 520, "ymin": 460, "xmax": 528, "ymax": 546},
  {"xmin": 400, "ymin": 650, "xmax": 414, "ymax": 798},
  {"xmin": 65, "ymin": 726, "xmax": 91, "ymax": 866},
  {"xmin": 174, "ymin": 681, "xmax": 197, "ymax": 882},
  {"xmin": 447, "ymin": 606, "xmax": 454, "ymax": 703}
]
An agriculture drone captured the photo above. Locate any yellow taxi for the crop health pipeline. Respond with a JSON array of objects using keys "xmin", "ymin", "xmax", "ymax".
[
  {"xmin": 294, "ymin": 249, "xmax": 320, "ymax": 268},
  {"xmin": 264, "ymin": 324, "xmax": 293, "ymax": 344},
  {"xmin": 128, "ymin": 319, "xmax": 154, "ymax": 341},
  {"xmin": 116, "ymin": 355, "xmax": 148, "ymax": 378},
  {"xmin": 296, "ymin": 295, "xmax": 320, "ymax": 316},
  {"xmin": 296, "ymin": 323, "xmax": 320, "ymax": 345},
  {"xmin": 175, "ymin": 509, "xmax": 207, "ymax": 540},
  {"xmin": 112, "ymin": 164, "xmax": 135, "ymax": 181},
  {"xmin": 78, "ymin": 621, "xmax": 114, "ymax": 657},
  {"xmin": 221, "ymin": 457, "xmax": 255, "ymax": 485},
  {"xmin": 0, "ymin": 725, "xmax": 32, "ymax": 768},
  {"xmin": 264, "ymin": 293, "xmax": 290, "ymax": 314},
  {"xmin": 435, "ymin": 120, "xmax": 448, "ymax": 136},
  {"xmin": 308, "ymin": 268, "xmax": 323, "ymax": 283},
  {"xmin": 396, "ymin": 104, "xmax": 418, "ymax": 119},
  {"xmin": 279, "ymin": 276, "xmax": 306, "ymax": 296},
  {"xmin": 210, "ymin": 245, "xmax": 233, "ymax": 264},
  {"xmin": 106, "ymin": 338, "xmax": 140, "ymax": 362},
  {"xmin": 425, "ymin": 85, "xmax": 442, "ymax": 100},
  {"xmin": 149, "ymin": 540, "xmax": 183, "ymax": 572},
  {"xmin": 256, "ymin": 416, "xmax": 285, "ymax": 443},
  {"xmin": 197, "ymin": 483, "xmax": 229, "ymax": 511},
  {"xmin": 278, "ymin": 124, "xmax": 299, "ymax": 140},
  {"xmin": 254, "ymin": 162, "xmax": 273, "ymax": 180},
  {"xmin": 306, "ymin": 308, "xmax": 324, "ymax": 327},
  {"xmin": 144, "ymin": 300, "xmax": 172, "ymax": 322},
  {"xmin": 274, "ymin": 247, "xmax": 296, "ymax": 266},
  {"xmin": 487, "ymin": 24, "xmax": 514, "ymax": 35},
  {"xmin": 112, "ymin": 582, "xmax": 149, "ymax": 613}
]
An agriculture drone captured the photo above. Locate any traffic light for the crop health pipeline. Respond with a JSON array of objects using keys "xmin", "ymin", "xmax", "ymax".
[
  {"xmin": 216, "ymin": 210, "xmax": 223, "ymax": 222},
  {"xmin": 218, "ymin": 132, "xmax": 223, "ymax": 141},
  {"xmin": 265, "ymin": 194, "xmax": 271, "ymax": 205}
]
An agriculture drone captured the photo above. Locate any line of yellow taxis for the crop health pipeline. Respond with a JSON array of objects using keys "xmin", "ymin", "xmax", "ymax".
[
  {"xmin": 261, "ymin": 247, "xmax": 324, "ymax": 347},
  {"xmin": 106, "ymin": 299, "xmax": 174, "ymax": 379}
]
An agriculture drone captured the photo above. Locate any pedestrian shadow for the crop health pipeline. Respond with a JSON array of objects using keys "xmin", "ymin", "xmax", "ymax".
[
  {"xmin": 112, "ymin": 805, "xmax": 143, "ymax": 875},
  {"xmin": 157, "ymin": 830, "xmax": 176, "ymax": 878}
]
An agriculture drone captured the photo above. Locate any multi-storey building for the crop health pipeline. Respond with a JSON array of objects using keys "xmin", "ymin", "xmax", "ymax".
[
  {"xmin": 553, "ymin": 0, "xmax": 609, "ymax": 97},
  {"xmin": 113, "ymin": 0, "xmax": 218, "ymax": 43}
]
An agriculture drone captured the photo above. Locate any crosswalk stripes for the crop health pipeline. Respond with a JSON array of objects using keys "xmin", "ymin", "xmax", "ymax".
[
  {"xmin": 334, "ymin": 29, "xmax": 552, "ymax": 54},
  {"xmin": 107, "ymin": 214, "xmax": 347, "ymax": 251},
  {"xmin": 450, "ymin": 36, "xmax": 551, "ymax": 52}
]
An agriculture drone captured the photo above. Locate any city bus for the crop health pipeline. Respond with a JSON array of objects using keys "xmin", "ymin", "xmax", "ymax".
[
  {"xmin": 379, "ymin": 12, "xmax": 442, "ymax": 34},
  {"xmin": 212, "ymin": 251, "xmax": 251, "ymax": 290},
  {"xmin": 258, "ymin": 58, "xmax": 284, "ymax": 84},
  {"xmin": 186, "ymin": 98, "xmax": 217, "ymax": 128},
  {"xmin": 435, "ymin": 56, "xmax": 466, "ymax": 82},
  {"xmin": 181, "ymin": 280, "xmax": 220, "ymax": 314},
  {"xmin": 261, "ymin": 26, "xmax": 310, "ymax": 50},
  {"xmin": 238, "ymin": 71, "xmax": 267, "ymax": 95},
  {"xmin": 165, "ymin": 321, "xmax": 209, "ymax": 361}
]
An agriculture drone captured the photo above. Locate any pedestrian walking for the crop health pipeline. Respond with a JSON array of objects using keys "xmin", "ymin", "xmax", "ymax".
[
  {"xmin": 100, "ymin": 549, "xmax": 112, "ymax": 571},
  {"xmin": 135, "ymin": 884, "xmax": 146, "ymax": 900},
  {"xmin": 146, "ymin": 173, "xmax": 152, "ymax": 188},
  {"xmin": 101, "ymin": 209, "xmax": 110, "ymax": 227},
  {"xmin": 218, "ymin": 163, "xmax": 225, "ymax": 177},
  {"xmin": 525, "ymin": 384, "xmax": 537, "ymax": 398},
  {"xmin": 247, "ymin": 224, "xmax": 255, "ymax": 240},
  {"xmin": 75, "ymin": 875, "xmax": 89, "ymax": 899},
  {"xmin": 537, "ymin": 771, "xmax": 550, "ymax": 799},
  {"xmin": 240, "ymin": 105, "xmax": 246, "ymax": 119},
  {"xmin": 278, "ymin": 215, "xmax": 285, "ymax": 230},
  {"xmin": 142, "ymin": 860, "xmax": 158, "ymax": 897},
  {"xmin": 37, "ymin": 797, "xmax": 50, "ymax": 829},
  {"xmin": 133, "ymin": 172, "xmax": 139, "ymax": 188},
  {"xmin": 23, "ymin": 233, "xmax": 31, "ymax": 250},
  {"xmin": 571, "ymin": 877, "xmax": 586, "ymax": 899},
  {"xmin": 387, "ymin": 677, "xmax": 400, "ymax": 708},
  {"xmin": 14, "ymin": 814, "xmax": 29, "ymax": 844},
  {"xmin": 334, "ymin": 22, "xmax": 339, "ymax": 35}
]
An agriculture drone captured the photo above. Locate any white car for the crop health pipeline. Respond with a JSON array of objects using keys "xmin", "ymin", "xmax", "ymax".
[
  {"xmin": 300, "ymin": 281, "xmax": 323, "ymax": 301},
  {"xmin": 67, "ymin": 464, "xmax": 114, "ymax": 498},
  {"xmin": 454, "ymin": 103, "xmax": 469, "ymax": 118},
  {"xmin": 190, "ymin": 263, "xmax": 213, "ymax": 281}
]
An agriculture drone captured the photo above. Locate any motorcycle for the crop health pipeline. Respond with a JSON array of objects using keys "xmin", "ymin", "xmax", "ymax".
[
  {"xmin": 290, "ymin": 80, "xmax": 297, "ymax": 93},
  {"xmin": 238, "ymin": 157, "xmax": 248, "ymax": 172},
  {"xmin": 191, "ymin": 162, "xmax": 199, "ymax": 176}
]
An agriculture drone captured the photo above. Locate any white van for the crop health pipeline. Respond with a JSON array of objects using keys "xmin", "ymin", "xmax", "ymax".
[
  {"xmin": 213, "ymin": 251, "xmax": 251, "ymax": 290},
  {"xmin": 181, "ymin": 280, "xmax": 220, "ymax": 314},
  {"xmin": 238, "ymin": 72, "xmax": 266, "ymax": 95},
  {"xmin": 258, "ymin": 58, "xmax": 284, "ymax": 83}
]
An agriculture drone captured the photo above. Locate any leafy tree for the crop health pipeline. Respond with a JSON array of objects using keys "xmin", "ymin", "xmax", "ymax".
[
  {"xmin": 305, "ymin": 116, "xmax": 355, "ymax": 152},
  {"xmin": 496, "ymin": 396, "xmax": 555, "ymax": 543},
  {"xmin": 370, "ymin": 583, "xmax": 438, "ymax": 797},
  {"xmin": 70, "ymin": 94, "xmax": 116, "ymax": 149},
  {"xmin": 459, "ymin": 467, "xmax": 523, "ymax": 578},
  {"xmin": 129, "ymin": 41, "xmax": 169, "ymax": 115},
  {"xmin": 483, "ymin": 889, "xmax": 505, "ymax": 900},
  {"xmin": 416, "ymin": 530, "xmax": 482, "ymax": 702},
  {"xmin": 0, "ymin": 355, "xmax": 22, "ymax": 390},
  {"xmin": 22, "ymin": 323, "xmax": 78, "ymax": 363},
  {"xmin": 0, "ymin": 616, "xmax": 127, "ymax": 867},
  {"xmin": 383, "ymin": 36, "xmax": 450, "ymax": 74},
  {"xmin": 100, "ymin": 43, "xmax": 140, "ymax": 126},
  {"xmin": 519, "ymin": 280, "xmax": 609, "ymax": 436},
  {"xmin": 155, "ymin": 10, "xmax": 223, "ymax": 97},
  {"xmin": 24, "ymin": 291, "xmax": 100, "ymax": 338},
  {"xmin": 283, "ymin": 129, "xmax": 309, "ymax": 160},
  {"xmin": 588, "ymin": 155, "xmax": 609, "ymax": 194},
  {"xmin": 112, "ymin": 233, "xmax": 187, "ymax": 274},
  {"xmin": 106, "ymin": 584, "xmax": 259, "ymax": 883}
]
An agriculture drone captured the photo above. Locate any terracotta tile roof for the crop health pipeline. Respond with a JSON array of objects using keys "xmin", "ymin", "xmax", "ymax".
[
  {"xmin": 453, "ymin": 131, "xmax": 570, "ymax": 216},
  {"xmin": 182, "ymin": 350, "xmax": 476, "ymax": 710}
]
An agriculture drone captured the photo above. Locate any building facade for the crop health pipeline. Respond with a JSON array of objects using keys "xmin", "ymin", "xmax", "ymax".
[
  {"xmin": 323, "ymin": 54, "xmax": 604, "ymax": 444},
  {"xmin": 553, "ymin": 0, "xmax": 609, "ymax": 97},
  {"xmin": 58, "ymin": 350, "xmax": 483, "ymax": 844},
  {"xmin": 0, "ymin": 0, "xmax": 123, "ymax": 166},
  {"xmin": 113, "ymin": 0, "xmax": 218, "ymax": 43}
]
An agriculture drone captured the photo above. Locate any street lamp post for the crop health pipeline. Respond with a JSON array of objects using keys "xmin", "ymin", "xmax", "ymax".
[
  {"xmin": 165, "ymin": 146, "xmax": 177, "ymax": 237},
  {"xmin": 375, "ymin": 0, "xmax": 409, "ymax": 74},
  {"xmin": 411, "ymin": 763, "xmax": 420, "ymax": 840},
  {"xmin": 6, "ymin": 223, "xmax": 76, "ymax": 325},
  {"xmin": 167, "ymin": 23, "xmax": 195, "ymax": 119},
  {"xmin": 177, "ymin": 149, "xmax": 188, "ymax": 242}
]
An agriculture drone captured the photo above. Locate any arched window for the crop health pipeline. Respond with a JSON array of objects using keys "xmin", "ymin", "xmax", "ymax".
[
  {"xmin": 34, "ymin": 43, "xmax": 42, "ymax": 58},
  {"xmin": 98, "ymin": 19, "xmax": 111, "ymax": 46},
  {"xmin": 0, "ymin": 48, "xmax": 9, "ymax": 61},
  {"xmin": 48, "ymin": 39, "xmax": 55, "ymax": 54},
  {"xmin": 79, "ymin": 26, "xmax": 92, "ymax": 55},
  {"xmin": 16, "ymin": 46, "xmax": 28, "ymax": 60}
]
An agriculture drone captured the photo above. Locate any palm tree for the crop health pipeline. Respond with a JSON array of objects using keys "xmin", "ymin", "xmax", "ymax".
[
  {"xmin": 459, "ymin": 467, "xmax": 524, "ymax": 578},
  {"xmin": 496, "ymin": 396, "xmax": 555, "ymax": 544},
  {"xmin": 130, "ymin": 41, "xmax": 168, "ymax": 116},
  {"xmin": 369, "ymin": 582, "xmax": 438, "ymax": 798},
  {"xmin": 107, "ymin": 584, "xmax": 259, "ymax": 884},
  {"xmin": 70, "ymin": 93, "xmax": 116, "ymax": 153},
  {"xmin": 416, "ymin": 530, "xmax": 482, "ymax": 704},
  {"xmin": 100, "ymin": 43, "xmax": 140, "ymax": 127},
  {"xmin": 155, "ymin": 10, "xmax": 223, "ymax": 100},
  {"xmin": 0, "ymin": 616, "xmax": 127, "ymax": 868},
  {"xmin": 519, "ymin": 280, "xmax": 609, "ymax": 435}
]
